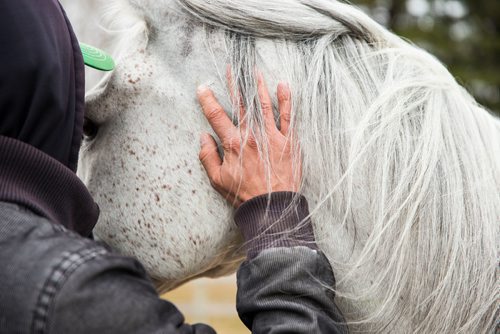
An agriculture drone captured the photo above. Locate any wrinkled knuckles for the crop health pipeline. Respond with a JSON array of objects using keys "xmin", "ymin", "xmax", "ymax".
[
  {"xmin": 260, "ymin": 102, "xmax": 273, "ymax": 114},
  {"xmin": 278, "ymin": 92, "xmax": 291, "ymax": 103},
  {"xmin": 277, "ymin": 92, "xmax": 289, "ymax": 102},
  {"xmin": 280, "ymin": 113, "xmax": 292, "ymax": 123},
  {"xmin": 198, "ymin": 150, "xmax": 208, "ymax": 163},
  {"xmin": 224, "ymin": 136, "xmax": 241, "ymax": 152},
  {"xmin": 198, "ymin": 147, "xmax": 217, "ymax": 164},
  {"xmin": 247, "ymin": 136, "xmax": 258, "ymax": 149},
  {"xmin": 205, "ymin": 106, "xmax": 226, "ymax": 121}
]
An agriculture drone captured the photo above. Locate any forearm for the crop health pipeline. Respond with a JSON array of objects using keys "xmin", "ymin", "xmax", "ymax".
[
  {"xmin": 237, "ymin": 247, "xmax": 348, "ymax": 334},
  {"xmin": 234, "ymin": 193, "xmax": 349, "ymax": 333}
]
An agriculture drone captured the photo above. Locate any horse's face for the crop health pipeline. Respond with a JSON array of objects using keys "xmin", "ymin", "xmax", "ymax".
[{"xmin": 78, "ymin": 3, "xmax": 244, "ymax": 290}]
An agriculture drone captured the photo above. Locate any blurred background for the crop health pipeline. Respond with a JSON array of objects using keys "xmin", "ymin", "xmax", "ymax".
[
  {"xmin": 63, "ymin": 0, "xmax": 499, "ymax": 333},
  {"xmin": 353, "ymin": 0, "xmax": 500, "ymax": 115},
  {"xmin": 162, "ymin": 275, "xmax": 249, "ymax": 333}
]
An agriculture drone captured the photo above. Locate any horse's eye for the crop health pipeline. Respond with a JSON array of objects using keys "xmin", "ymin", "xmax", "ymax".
[{"xmin": 83, "ymin": 117, "xmax": 99, "ymax": 140}]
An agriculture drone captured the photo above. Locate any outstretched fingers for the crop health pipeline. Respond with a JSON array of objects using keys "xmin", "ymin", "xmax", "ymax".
[{"xmin": 197, "ymin": 71, "xmax": 299, "ymax": 207}]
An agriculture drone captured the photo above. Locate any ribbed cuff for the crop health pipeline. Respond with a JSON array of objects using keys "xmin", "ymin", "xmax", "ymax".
[
  {"xmin": 234, "ymin": 192, "xmax": 318, "ymax": 259},
  {"xmin": 0, "ymin": 136, "xmax": 99, "ymax": 237}
]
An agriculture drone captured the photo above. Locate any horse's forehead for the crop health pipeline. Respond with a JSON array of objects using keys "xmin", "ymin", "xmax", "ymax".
[{"xmin": 179, "ymin": 23, "xmax": 197, "ymax": 57}]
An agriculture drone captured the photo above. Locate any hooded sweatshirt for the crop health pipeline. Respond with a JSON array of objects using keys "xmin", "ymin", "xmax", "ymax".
[{"xmin": 0, "ymin": 0, "xmax": 98, "ymax": 236}]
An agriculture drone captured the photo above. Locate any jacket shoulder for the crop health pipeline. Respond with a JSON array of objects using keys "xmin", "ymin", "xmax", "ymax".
[
  {"xmin": 0, "ymin": 202, "xmax": 214, "ymax": 334},
  {"xmin": 0, "ymin": 202, "xmax": 111, "ymax": 333}
]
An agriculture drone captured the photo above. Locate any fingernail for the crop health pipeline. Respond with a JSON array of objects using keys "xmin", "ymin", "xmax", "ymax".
[
  {"xmin": 278, "ymin": 81, "xmax": 289, "ymax": 89},
  {"xmin": 278, "ymin": 82, "xmax": 291, "ymax": 99},
  {"xmin": 197, "ymin": 84, "xmax": 209, "ymax": 94},
  {"xmin": 256, "ymin": 70, "xmax": 263, "ymax": 81}
]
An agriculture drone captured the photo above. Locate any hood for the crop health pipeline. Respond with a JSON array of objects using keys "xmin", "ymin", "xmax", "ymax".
[
  {"xmin": 0, "ymin": 0, "xmax": 98, "ymax": 236},
  {"xmin": 0, "ymin": 0, "xmax": 84, "ymax": 171}
]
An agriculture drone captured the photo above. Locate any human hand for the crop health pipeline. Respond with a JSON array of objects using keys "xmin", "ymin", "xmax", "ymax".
[{"xmin": 197, "ymin": 72, "xmax": 301, "ymax": 208}]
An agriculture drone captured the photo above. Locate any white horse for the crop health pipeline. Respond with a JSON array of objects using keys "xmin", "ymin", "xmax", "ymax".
[{"xmin": 66, "ymin": 0, "xmax": 499, "ymax": 332}]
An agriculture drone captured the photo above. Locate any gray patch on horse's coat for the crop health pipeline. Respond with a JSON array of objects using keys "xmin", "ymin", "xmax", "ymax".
[{"xmin": 181, "ymin": 24, "xmax": 195, "ymax": 57}]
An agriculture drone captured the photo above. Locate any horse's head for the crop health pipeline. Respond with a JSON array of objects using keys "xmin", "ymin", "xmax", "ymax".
[{"xmin": 78, "ymin": 0, "xmax": 246, "ymax": 291}]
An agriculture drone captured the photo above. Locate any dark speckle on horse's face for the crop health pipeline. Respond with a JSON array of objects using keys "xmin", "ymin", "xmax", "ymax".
[
  {"xmin": 181, "ymin": 25, "xmax": 195, "ymax": 57},
  {"xmin": 78, "ymin": 8, "xmax": 244, "ymax": 290}
]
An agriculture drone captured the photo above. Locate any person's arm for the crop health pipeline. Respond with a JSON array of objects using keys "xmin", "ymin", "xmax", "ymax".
[
  {"xmin": 234, "ymin": 193, "xmax": 348, "ymax": 333},
  {"xmin": 48, "ymin": 237, "xmax": 216, "ymax": 334},
  {"xmin": 0, "ymin": 202, "xmax": 215, "ymax": 334},
  {"xmin": 197, "ymin": 72, "xmax": 349, "ymax": 333}
]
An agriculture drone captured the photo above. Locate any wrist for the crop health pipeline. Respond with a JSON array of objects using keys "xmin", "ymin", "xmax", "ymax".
[
  {"xmin": 238, "ymin": 185, "xmax": 301, "ymax": 204},
  {"xmin": 234, "ymin": 192, "xmax": 317, "ymax": 259}
]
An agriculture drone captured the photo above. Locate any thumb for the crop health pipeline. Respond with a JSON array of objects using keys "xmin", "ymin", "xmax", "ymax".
[{"xmin": 199, "ymin": 133, "xmax": 222, "ymax": 186}]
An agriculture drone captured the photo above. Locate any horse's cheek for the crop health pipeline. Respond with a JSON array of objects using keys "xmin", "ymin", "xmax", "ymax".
[{"xmin": 80, "ymin": 88, "xmax": 242, "ymax": 287}]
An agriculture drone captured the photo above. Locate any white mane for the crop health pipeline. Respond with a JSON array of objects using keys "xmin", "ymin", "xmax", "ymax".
[{"xmin": 170, "ymin": 0, "xmax": 499, "ymax": 332}]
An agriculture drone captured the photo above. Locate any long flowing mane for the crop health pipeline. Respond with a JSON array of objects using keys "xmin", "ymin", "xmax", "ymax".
[{"xmin": 170, "ymin": 0, "xmax": 500, "ymax": 332}]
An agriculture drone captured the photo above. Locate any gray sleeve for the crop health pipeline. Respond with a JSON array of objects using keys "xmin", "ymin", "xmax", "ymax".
[
  {"xmin": 234, "ymin": 192, "xmax": 318, "ymax": 259},
  {"xmin": 46, "ymin": 244, "xmax": 216, "ymax": 334},
  {"xmin": 234, "ymin": 193, "xmax": 348, "ymax": 333},
  {"xmin": 236, "ymin": 247, "xmax": 348, "ymax": 334}
]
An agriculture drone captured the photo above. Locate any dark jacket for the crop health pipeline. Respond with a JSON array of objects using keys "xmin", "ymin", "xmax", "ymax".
[
  {"xmin": 0, "ymin": 0, "xmax": 348, "ymax": 333},
  {"xmin": 0, "ymin": 196, "xmax": 348, "ymax": 334}
]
